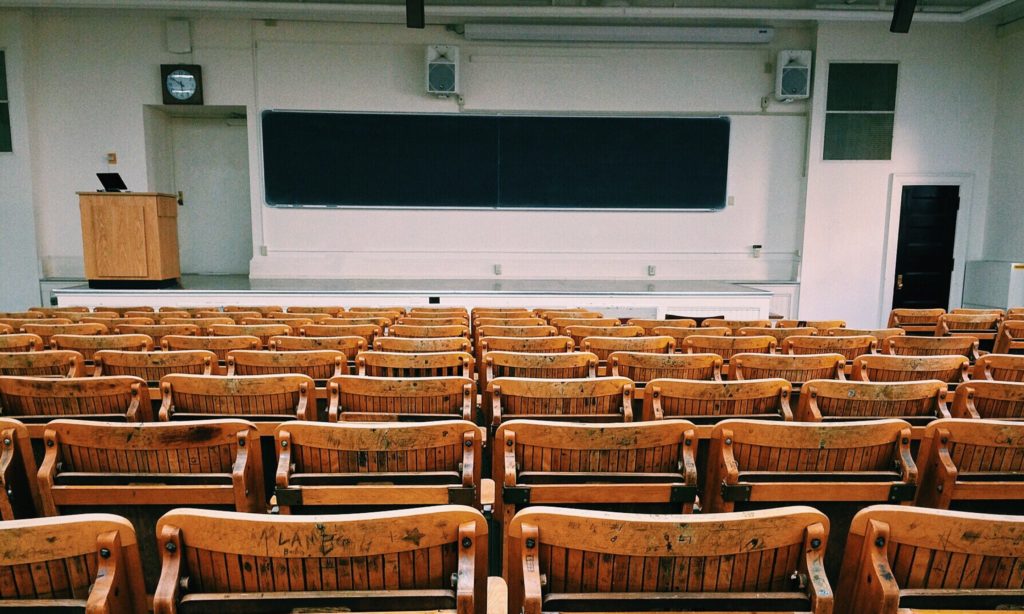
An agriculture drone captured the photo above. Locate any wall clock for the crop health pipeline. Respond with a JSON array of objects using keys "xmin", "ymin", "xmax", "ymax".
[{"xmin": 160, "ymin": 64, "xmax": 203, "ymax": 105}]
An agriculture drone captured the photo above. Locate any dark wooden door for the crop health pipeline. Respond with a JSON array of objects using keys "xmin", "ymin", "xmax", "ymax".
[{"xmin": 892, "ymin": 185, "xmax": 959, "ymax": 310}]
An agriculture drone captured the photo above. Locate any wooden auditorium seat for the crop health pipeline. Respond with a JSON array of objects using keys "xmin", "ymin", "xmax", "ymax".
[
  {"xmin": 0, "ymin": 513, "xmax": 147, "ymax": 613},
  {"xmin": 347, "ymin": 306, "xmax": 406, "ymax": 317},
  {"xmin": 994, "ymin": 319, "xmax": 1024, "ymax": 354},
  {"xmin": 162, "ymin": 334, "xmax": 260, "ymax": 362},
  {"xmin": 116, "ymin": 323, "xmax": 199, "ymax": 348},
  {"xmin": 550, "ymin": 317, "xmax": 621, "ymax": 335},
  {"xmin": 52, "ymin": 333, "xmax": 153, "ymax": 363},
  {"xmin": 564, "ymin": 325, "xmax": 641, "ymax": 349},
  {"xmin": 642, "ymin": 378, "xmax": 792, "ymax": 423},
  {"xmin": 135, "ymin": 310, "xmax": 192, "ymax": 321},
  {"xmin": 702, "ymin": 318, "xmax": 773, "ymax": 332},
  {"xmin": 324, "ymin": 316, "xmax": 395, "ymax": 329},
  {"xmin": 0, "ymin": 323, "xmax": 11, "ymax": 334},
  {"xmin": 22, "ymin": 322, "xmax": 108, "ymax": 349},
  {"xmin": 159, "ymin": 374, "xmax": 315, "ymax": 430},
  {"xmin": 240, "ymin": 316, "xmax": 313, "ymax": 329},
  {"xmin": 482, "ymin": 351, "xmax": 597, "ymax": 395},
  {"xmin": 197, "ymin": 310, "xmax": 261, "ymax": 323},
  {"xmin": 81, "ymin": 315, "xmax": 155, "ymax": 327},
  {"xmin": 0, "ymin": 376, "xmax": 152, "ymax": 436},
  {"xmin": 159, "ymin": 306, "xmax": 207, "ymax": 315},
  {"xmin": 935, "ymin": 313, "xmax": 1002, "ymax": 349},
  {"xmin": 285, "ymin": 305, "xmax": 345, "ymax": 315},
  {"xmin": 797, "ymin": 379, "xmax": 949, "ymax": 425},
  {"xmin": 209, "ymin": 323, "xmax": 291, "ymax": 348},
  {"xmin": 494, "ymin": 419, "xmax": 698, "ymax": 571},
  {"xmin": 654, "ymin": 325, "xmax": 731, "ymax": 351},
  {"xmin": 739, "ymin": 325, "xmax": 817, "ymax": 343},
  {"xmin": 227, "ymin": 349, "xmax": 349, "ymax": 381},
  {"xmin": 683, "ymin": 334, "xmax": 776, "ymax": 360},
  {"xmin": 916, "ymin": 418, "xmax": 1024, "ymax": 508},
  {"xmin": 478, "ymin": 335, "xmax": 572, "ymax": 355},
  {"xmin": 881, "ymin": 334, "xmax": 980, "ymax": 360},
  {"xmin": 375, "ymin": 336, "xmax": 471, "ymax": 353},
  {"xmin": 161, "ymin": 316, "xmax": 233, "ymax": 334},
  {"xmin": 0, "ymin": 417, "xmax": 41, "ymax": 519},
  {"xmin": 836, "ymin": 505, "xmax": 1024, "ymax": 613},
  {"xmin": 94, "ymin": 349, "xmax": 216, "ymax": 383},
  {"xmin": 223, "ymin": 305, "xmax": 283, "ymax": 315},
  {"xmin": 477, "ymin": 325, "xmax": 558, "ymax": 340},
  {"xmin": 30, "ymin": 306, "xmax": 90, "ymax": 315},
  {"xmin": 274, "ymin": 420, "xmax": 481, "ymax": 513},
  {"xmin": 0, "ymin": 317, "xmax": 71, "ymax": 330},
  {"xmin": 781, "ymin": 334, "xmax": 876, "ymax": 360},
  {"xmin": 851, "ymin": 353, "xmax": 969, "ymax": 384},
  {"xmin": 0, "ymin": 349, "xmax": 84, "ymax": 377},
  {"xmin": 973, "ymin": 353, "xmax": 1024, "ymax": 381},
  {"xmin": 609, "ymin": 351, "xmax": 722, "ymax": 384},
  {"xmin": 472, "ymin": 307, "xmax": 532, "ymax": 318},
  {"xmin": 487, "ymin": 377, "xmax": 634, "ymax": 429},
  {"xmin": 273, "ymin": 310, "xmax": 335, "ymax": 321},
  {"xmin": 271, "ymin": 334, "xmax": 366, "ymax": 360},
  {"xmin": 581, "ymin": 334, "xmax": 674, "ymax": 367},
  {"xmin": 303, "ymin": 323, "xmax": 383, "ymax": 348},
  {"xmin": 507, "ymin": 505, "xmax": 832, "ymax": 614},
  {"xmin": 777, "ymin": 319, "xmax": 846, "ymax": 332},
  {"xmin": 95, "ymin": 305, "xmax": 154, "ymax": 315},
  {"xmin": 828, "ymin": 327, "xmax": 906, "ymax": 341},
  {"xmin": 626, "ymin": 318, "xmax": 696, "ymax": 334},
  {"xmin": 390, "ymin": 324, "xmax": 470, "ymax": 339},
  {"xmin": 887, "ymin": 307, "xmax": 945, "ymax": 334},
  {"xmin": 357, "ymin": 350, "xmax": 474, "ymax": 378},
  {"xmin": 950, "ymin": 379, "xmax": 1024, "ymax": 419},
  {"xmin": 729, "ymin": 352, "xmax": 846, "ymax": 387},
  {"xmin": 409, "ymin": 306, "xmax": 469, "ymax": 316},
  {"xmin": 328, "ymin": 375, "xmax": 474, "ymax": 422},
  {"xmin": 153, "ymin": 505, "xmax": 488, "ymax": 614},
  {"xmin": 398, "ymin": 316, "xmax": 471, "ymax": 327}
]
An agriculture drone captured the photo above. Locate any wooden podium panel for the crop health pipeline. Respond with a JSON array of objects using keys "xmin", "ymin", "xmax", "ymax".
[{"xmin": 78, "ymin": 192, "xmax": 180, "ymax": 285}]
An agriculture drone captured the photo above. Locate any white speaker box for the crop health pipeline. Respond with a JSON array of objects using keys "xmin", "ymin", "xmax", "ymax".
[
  {"xmin": 775, "ymin": 50, "xmax": 812, "ymax": 101},
  {"xmin": 426, "ymin": 45, "xmax": 459, "ymax": 96},
  {"xmin": 166, "ymin": 19, "xmax": 192, "ymax": 54}
]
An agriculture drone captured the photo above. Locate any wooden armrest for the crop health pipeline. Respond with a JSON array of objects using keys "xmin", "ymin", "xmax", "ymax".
[{"xmin": 487, "ymin": 577, "xmax": 508, "ymax": 614}]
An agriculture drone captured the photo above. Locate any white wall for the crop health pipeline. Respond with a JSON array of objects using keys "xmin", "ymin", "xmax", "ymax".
[
  {"xmin": 981, "ymin": 25, "xmax": 1024, "ymax": 263},
  {"xmin": 800, "ymin": 22, "xmax": 998, "ymax": 328},
  {"xmin": 0, "ymin": 11, "xmax": 41, "ymax": 310}
]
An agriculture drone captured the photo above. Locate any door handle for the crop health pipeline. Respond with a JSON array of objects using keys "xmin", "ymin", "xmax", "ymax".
[{"xmin": 896, "ymin": 274, "xmax": 904, "ymax": 291}]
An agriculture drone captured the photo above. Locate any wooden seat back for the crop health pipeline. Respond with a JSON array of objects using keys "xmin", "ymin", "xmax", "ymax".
[
  {"xmin": 0, "ymin": 317, "xmax": 71, "ymax": 330},
  {"xmin": 159, "ymin": 306, "xmax": 208, "ymax": 315},
  {"xmin": 739, "ymin": 326, "xmax": 817, "ymax": 343},
  {"xmin": 409, "ymin": 306, "xmax": 468, "ymax": 316},
  {"xmin": 116, "ymin": 324, "xmax": 199, "ymax": 348},
  {"xmin": 916, "ymin": 418, "xmax": 1024, "ymax": 508},
  {"xmin": 994, "ymin": 319, "xmax": 1024, "ymax": 354},
  {"xmin": 684, "ymin": 334, "xmax": 776, "ymax": 360},
  {"xmin": 472, "ymin": 307, "xmax": 532, "ymax": 318},
  {"xmin": 851, "ymin": 354, "xmax": 969, "ymax": 384},
  {"xmin": 161, "ymin": 317, "xmax": 233, "ymax": 334},
  {"xmin": 357, "ymin": 351, "xmax": 474, "ymax": 378},
  {"xmin": 0, "ymin": 513, "xmax": 147, "ymax": 613},
  {"xmin": 274, "ymin": 420, "xmax": 481, "ymax": 513},
  {"xmin": 507, "ymin": 505, "xmax": 832, "ymax": 614},
  {"xmin": 730, "ymin": 352, "xmax": 846, "ymax": 385},
  {"xmin": 159, "ymin": 374, "xmax": 315, "ymax": 426},
  {"xmin": 38, "ymin": 418, "xmax": 265, "ymax": 515},
  {"xmin": 1007, "ymin": 307, "xmax": 1024, "ymax": 319},
  {"xmin": 951, "ymin": 307, "xmax": 1005, "ymax": 316},
  {"xmin": 887, "ymin": 308, "xmax": 945, "ymax": 333},
  {"xmin": 398, "ymin": 316, "xmax": 470, "ymax": 327},
  {"xmin": 328, "ymin": 375, "xmax": 474, "ymax": 422},
  {"xmin": 705, "ymin": 419, "xmax": 916, "ymax": 513},
  {"xmin": 828, "ymin": 327, "xmax": 906, "ymax": 341},
  {"xmin": 302, "ymin": 324, "xmax": 382, "ymax": 348},
  {"xmin": 265, "ymin": 312, "xmax": 332, "ymax": 323},
  {"xmin": 474, "ymin": 317, "xmax": 546, "ymax": 328},
  {"xmin": 836, "ymin": 505, "xmax": 1024, "ymax": 614},
  {"xmin": 702, "ymin": 318, "xmax": 773, "ymax": 332},
  {"xmin": 162, "ymin": 334, "xmax": 261, "ymax": 361},
  {"xmin": 0, "ymin": 376, "xmax": 152, "ymax": 428},
  {"xmin": 324, "ymin": 316, "xmax": 394, "ymax": 329},
  {"xmin": 0, "ymin": 417, "xmax": 41, "ymax": 519},
  {"xmin": 0, "ymin": 311, "xmax": 50, "ymax": 318},
  {"xmin": 196, "ymin": 310, "xmax": 260, "ymax": 323},
  {"xmin": 0, "ymin": 349, "xmax": 84, "ymax": 377},
  {"xmin": 609, "ymin": 352, "xmax": 722, "ymax": 384},
  {"xmin": 227, "ymin": 349, "xmax": 348, "ymax": 380},
  {"xmin": 782, "ymin": 335, "xmax": 877, "ymax": 360},
  {"xmin": 137, "ymin": 311, "xmax": 193, "ymax": 322},
  {"xmin": 550, "ymin": 317, "xmax": 621, "ymax": 335},
  {"xmin": 483, "ymin": 351, "xmax": 597, "ymax": 394},
  {"xmin": 390, "ymin": 324, "xmax": 470, "ymax": 339},
  {"xmin": 936, "ymin": 313, "xmax": 1002, "ymax": 339},
  {"xmin": 31, "ymin": 306, "xmax": 90, "ymax": 315},
  {"xmin": 210, "ymin": 324, "xmax": 291, "ymax": 348},
  {"xmin": 81, "ymin": 316, "xmax": 155, "ymax": 326},
  {"xmin": 480, "ymin": 336, "xmax": 572, "ymax": 354},
  {"xmin": 94, "ymin": 350, "xmax": 215, "ymax": 382},
  {"xmin": 223, "ymin": 305, "xmax": 283, "ymax": 315},
  {"xmin": 777, "ymin": 319, "xmax": 847, "ymax": 332},
  {"xmin": 0, "ymin": 323, "xmax": 11, "ymax": 334},
  {"xmin": 537, "ymin": 309, "xmax": 603, "ymax": 321},
  {"xmin": 797, "ymin": 379, "xmax": 949, "ymax": 425},
  {"xmin": 22, "ymin": 322, "xmax": 108, "ymax": 348},
  {"xmin": 626, "ymin": 318, "xmax": 697, "ymax": 334},
  {"xmin": 565, "ymin": 325, "xmax": 642, "ymax": 349},
  {"xmin": 581, "ymin": 335, "xmax": 674, "ymax": 364},
  {"xmin": 488, "ymin": 376, "xmax": 634, "ymax": 428},
  {"xmin": 476, "ymin": 325, "xmax": 558, "ymax": 340},
  {"xmin": 643, "ymin": 378, "xmax": 793, "ymax": 423},
  {"xmin": 654, "ymin": 325, "xmax": 730, "ymax": 351},
  {"xmin": 240, "ymin": 317, "xmax": 312, "ymax": 330},
  {"xmin": 882, "ymin": 335, "xmax": 979, "ymax": 360},
  {"xmin": 348, "ymin": 305, "xmax": 406, "ymax": 316},
  {"xmin": 52, "ymin": 333, "xmax": 153, "ymax": 361},
  {"xmin": 285, "ymin": 305, "xmax": 345, "ymax": 315},
  {"xmin": 154, "ymin": 505, "xmax": 488, "ymax": 614},
  {"xmin": 950, "ymin": 379, "xmax": 1024, "ymax": 419},
  {"xmin": 374, "ymin": 336, "xmax": 471, "ymax": 353},
  {"xmin": 973, "ymin": 353, "xmax": 1024, "ymax": 382},
  {"xmin": 269, "ymin": 335, "xmax": 366, "ymax": 362}
]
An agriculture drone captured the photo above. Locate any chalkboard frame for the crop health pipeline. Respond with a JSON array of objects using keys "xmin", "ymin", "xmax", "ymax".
[{"xmin": 260, "ymin": 110, "xmax": 731, "ymax": 212}]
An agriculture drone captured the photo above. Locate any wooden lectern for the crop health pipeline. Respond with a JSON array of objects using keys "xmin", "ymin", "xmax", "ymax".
[{"xmin": 78, "ymin": 192, "xmax": 181, "ymax": 288}]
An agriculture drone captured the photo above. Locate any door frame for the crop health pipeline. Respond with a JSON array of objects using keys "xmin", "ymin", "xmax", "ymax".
[{"xmin": 880, "ymin": 172, "xmax": 974, "ymax": 324}]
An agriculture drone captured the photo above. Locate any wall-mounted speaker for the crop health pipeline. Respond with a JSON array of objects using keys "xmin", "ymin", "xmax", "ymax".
[
  {"xmin": 426, "ymin": 45, "xmax": 459, "ymax": 96},
  {"xmin": 775, "ymin": 50, "xmax": 812, "ymax": 101}
]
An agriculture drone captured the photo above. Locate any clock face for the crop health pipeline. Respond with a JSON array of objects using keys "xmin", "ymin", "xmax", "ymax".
[{"xmin": 166, "ymin": 69, "xmax": 197, "ymax": 101}]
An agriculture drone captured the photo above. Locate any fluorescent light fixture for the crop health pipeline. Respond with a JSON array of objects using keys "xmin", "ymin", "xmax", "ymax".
[{"xmin": 462, "ymin": 24, "xmax": 775, "ymax": 43}]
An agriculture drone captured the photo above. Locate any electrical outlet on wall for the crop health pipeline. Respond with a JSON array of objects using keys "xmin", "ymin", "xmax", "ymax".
[
  {"xmin": 647, "ymin": 265, "xmax": 656, "ymax": 276},
  {"xmin": 493, "ymin": 264, "xmax": 502, "ymax": 276}
]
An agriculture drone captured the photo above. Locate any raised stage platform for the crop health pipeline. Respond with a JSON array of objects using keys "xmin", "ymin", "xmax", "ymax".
[{"xmin": 54, "ymin": 275, "xmax": 773, "ymax": 319}]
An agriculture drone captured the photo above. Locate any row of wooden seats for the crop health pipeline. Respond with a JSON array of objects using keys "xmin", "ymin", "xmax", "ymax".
[{"xmin": 3, "ymin": 502, "xmax": 1022, "ymax": 613}]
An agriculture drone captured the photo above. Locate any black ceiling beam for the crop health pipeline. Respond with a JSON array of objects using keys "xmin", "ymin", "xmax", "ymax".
[
  {"xmin": 890, "ymin": 0, "xmax": 917, "ymax": 33},
  {"xmin": 406, "ymin": 0, "xmax": 425, "ymax": 28}
]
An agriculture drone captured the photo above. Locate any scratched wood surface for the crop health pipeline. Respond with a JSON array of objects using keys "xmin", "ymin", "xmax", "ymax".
[
  {"xmin": 0, "ymin": 416, "xmax": 41, "ymax": 518},
  {"xmin": 347, "ymin": 306, "xmax": 406, "ymax": 317},
  {"xmin": 0, "ymin": 512, "xmax": 148, "ymax": 612},
  {"xmin": 328, "ymin": 375, "xmax": 474, "ymax": 422},
  {"xmin": 642, "ymin": 378, "xmax": 793, "ymax": 423},
  {"xmin": 994, "ymin": 320, "xmax": 1024, "ymax": 354},
  {"xmin": 973, "ymin": 353, "xmax": 1024, "ymax": 382},
  {"xmin": 210, "ymin": 325, "xmax": 293, "ymax": 349},
  {"xmin": 729, "ymin": 353, "xmax": 846, "ymax": 386},
  {"xmin": 483, "ymin": 352, "xmax": 597, "ymax": 395},
  {"xmin": 0, "ymin": 317, "xmax": 72, "ymax": 331},
  {"xmin": 274, "ymin": 420, "xmax": 481, "ymax": 513},
  {"xmin": 324, "ymin": 317, "xmax": 396, "ymax": 330},
  {"xmin": 271, "ymin": 335, "xmax": 367, "ymax": 361},
  {"xmin": 782, "ymin": 336, "xmax": 877, "ymax": 361},
  {"xmin": 163, "ymin": 335, "xmax": 261, "ymax": 362},
  {"xmin": 285, "ymin": 306, "xmax": 346, "ymax": 316},
  {"xmin": 358, "ymin": 351, "xmax": 475, "ymax": 379},
  {"xmin": 739, "ymin": 327, "xmax": 818, "ymax": 344},
  {"xmin": 882, "ymin": 336, "xmax": 980, "ymax": 361},
  {"xmin": 684, "ymin": 335, "xmax": 776, "ymax": 360},
  {"xmin": 94, "ymin": 350, "xmax": 216, "ymax": 382},
  {"xmin": 551, "ymin": 319, "xmax": 621, "ymax": 336},
  {"xmin": 0, "ymin": 375, "xmax": 152, "ymax": 427},
  {"xmin": 829, "ymin": 328, "xmax": 907, "ymax": 342},
  {"xmin": 472, "ymin": 308, "xmax": 533, "ymax": 319},
  {"xmin": 626, "ymin": 319, "xmax": 697, "ymax": 335},
  {"xmin": 888, "ymin": 309, "xmax": 945, "ymax": 333},
  {"xmin": 81, "ymin": 315, "xmax": 156, "ymax": 327},
  {"xmin": 851, "ymin": 355, "xmax": 969, "ymax": 384},
  {"xmin": 240, "ymin": 317, "xmax": 314, "ymax": 330},
  {"xmin": 94, "ymin": 306, "xmax": 154, "ymax": 315},
  {"xmin": 0, "ymin": 349, "xmax": 84, "ymax": 377},
  {"xmin": 303, "ymin": 324, "xmax": 383, "ymax": 349},
  {"xmin": 950, "ymin": 380, "xmax": 1024, "ymax": 420},
  {"xmin": 581, "ymin": 336, "xmax": 674, "ymax": 365},
  {"xmin": 153, "ymin": 505, "xmax": 488, "ymax": 614},
  {"xmin": 375, "ymin": 337, "xmax": 472, "ymax": 354},
  {"xmin": 797, "ymin": 380, "xmax": 949, "ymax": 425},
  {"xmin": 157, "ymin": 317, "xmax": 232, "ymax": 334},
  {"xmin": 654, "ymin": 326, "xmax": 731, "ymax": 352},
  {"xmin": 52, "ymin": 334, "xmax": 153, "ymax": 362},
  {"xmin": 266, "ymin": 313, "xmax": 333, "ymax": 323},
  {"xmin": 160, "ymin": 374, "xmax": 315, "ymax": 426},
  {"xmin": 487, "ymin": 377, "xmax": 634, "ymax": 428},
  {"xmin": 399, "ymin": 317, "xmax": 471, "ymax": 327},
  {"xmin": 223, "ymin": 305, "xmax": 284, "ymax": 315},
  {"xmin": 916, "ymin": 418, "xmax": 1024, "ymax": 508},
  {"xmin": 777, "ymin": 320, "xmax": 847, "ymax": 332},
  {"xmin": 22, "ymin": 323, "xmax": 108, "ymax": 349},
  {"xmin": 609, "ymin": 352, "xmax": 722, "ymax": 384},
  {"xmin": 836, "ymin": 505, "xmax": 1024, "ymax": 614},
  {"xmin": 411, "ymin": 307, "xmax": 469, "ymax": 316},
  {"xmin": 702, "ymin": 319, "xmax": 774, "ymax": 333},
  {"xmin": 507, "ymin": 505, "xmax": 832, "ymax": 614},
  {"xmin": 391, "ymin": 325, "xmax": 471, "ymax": 340},
  {"xmin": 228, "ymin": 349, "xmax": 349, "ymax": 380},
  {"xmin": 564, "ymin": 326, "xmax": 642, "ymax": 350}
]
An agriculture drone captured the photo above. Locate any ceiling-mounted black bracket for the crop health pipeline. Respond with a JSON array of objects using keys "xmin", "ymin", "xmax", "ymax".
[{"xmin": 407, "ymin": 0, "xmax": 425, "ymax": 29}]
